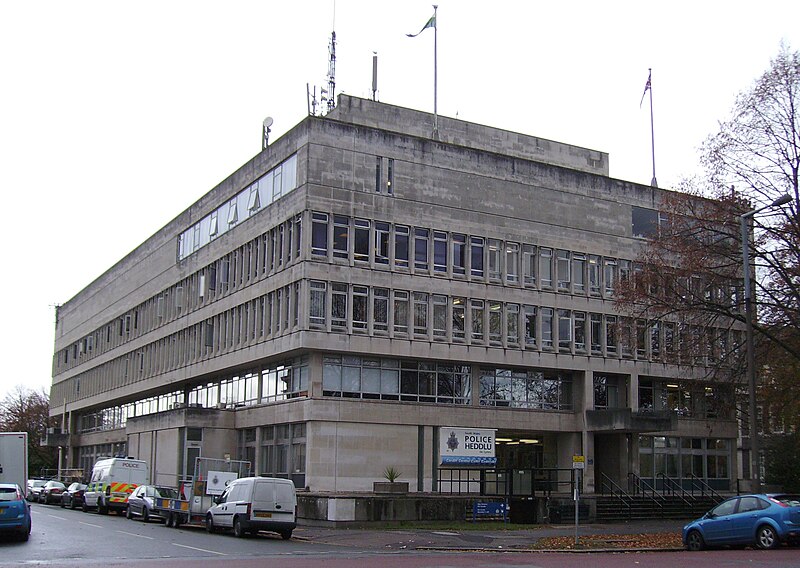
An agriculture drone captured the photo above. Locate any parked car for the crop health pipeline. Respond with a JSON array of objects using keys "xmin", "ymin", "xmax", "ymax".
[
  {"xmin": 126, "ymin": 485, "xmax": 178, "ymax": 522},
  {"xmin": 38, "ymin": 481, "xmax": 66, "ymax": 505},
  {"xmin": 205, "ymin": 476, "xmax": 296, "ymax": 539},
  {"xmin": 60, "ymin": 483, "xmax": 87, "ymax": 510},
  {"xmin": 0, "ymin": 483, "xmax": 31, "ymax": 542},
  {"xmin": 26, "ymin": 479, "xmax": 46, "ymax": 502},
  {"xmin": 683, "ymin": 494, "xmax": 800, "ymax": 550}
]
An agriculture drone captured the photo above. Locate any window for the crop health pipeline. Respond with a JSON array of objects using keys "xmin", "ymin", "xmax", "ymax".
[
  {"xmin": 353, "ymin": 286, "xmax": 368, "ymax": 330},
  {"xmin": 395, "ymin": 225, "xmax": 409, "ymax": 268},
  {"xmin": 574, "ymin": 312, "xmax": 586, "ymax": 352},
  {"xmin": 471, "ymin": 299, "xmax": 484, "ymax": 342},
  {"xmin": 558, "ymin": 309, "xmax": 572, "ymax": 351},
  {"xmin": 433, "ymin": 295, "xmax": 447, "ymax": 338},
  {"xmin": 522, "ymin": 244, "xmax": 536, "ymax": 286},
  {"xmin": 505, "ymin": 242, "xmax": 519, "ymax": 283},
  {"xmin": 470, "ymin": 237, "xmax": 484, "ymax": 277},
  {"xmin": 414, "ymin": 228, "xmax": 429, "ymax": 270},
  {"xmin": 393, "ymin": 291, "xmax": 409, "ymax": 334},
  {"xmin": 452, "ymin": 297, "xmax": 466, "ymax": 340},
  {"xmin": 524, "ymin": 305, "xmax": 537, "ymax": 347},
  {"xmin": 413, "ymin": 292, "xmax": 429, "ymax": 336},
  {"xmin": 541, "ymin": 308, "xmax": 553, "ymax": 349},
  {"xmin": 506, "ymin": 303, "xmax": 519, "ymax": 345},
  {"xmin": 373, "ymin": 288, "xmax": 389, "ymax": 332},
  {"xmin": 387, "ymin": 158, "xmax": 394, "ymax": 194},
  {"xmin": 311, "ymin": 212, "xmax": 328, "ymax": 256},
  {"xmin": 375, "ymin": 156, "xmax": 382, "ymax": 192},
  {"xmin": 605, "ymin": 315, "xmax": 618, "ymax": 355},
  {"xmin": 452, "ymin": 234, "xmax": 467, "ymax": 275},
  {"xmin": 433, "ymin": 231, "xmax": 447, "ymax": 273},
  {"xmin": 604, "ymin": 258, "xmax": 617, "ymax": 297},
  {"xmin": 556, "ymin": 250, "xmax": 570, "ymax": 290},
  {"xmin": 573, "ymin": 253, "xmax": 586, "ymax": 293},
  {"xmin": 247, "ymin": 185, "xmax": 260, "ymax": 212},
  {"xmin": 488, "ymin": 301, "xmax": 502, "ymax": 343},
  {"xmin": 354, "ymin": 219, "xmax": 370, "ymax": 262},
  {"xmin": 539, "ymin": 248, "xmax": 553, "ymax": 288},
  {"xmin": 333, "ymin": 215, "xmax": 349, "ymax": 260},
  {"xmin": 375, "ymin": 222, "xmax": 390, "ymax": 264},
  {"xmin": 227, "ymin": 199, "xmax": 238, "ymax": 225},
  {"xmin": 488, "ymin": 239, "xmax": 502, "ymax": 280},
  {"xmin": 632, "ymin": 206, "xmax": 659, "ymax": 238},
  {"xmin": 588, "ymin": 255, "xmax": 601, "ymax": 295},
  {"xmin": 309, "ymin": 282, "xmax": 326, "ymax": 328},
  {"xmin": 590, "ymin": 313, "xmax": 602, "ymax": 353},
  {"xmin": 331, "ymin": 283, "xmax": 347, "ymax": 328}
]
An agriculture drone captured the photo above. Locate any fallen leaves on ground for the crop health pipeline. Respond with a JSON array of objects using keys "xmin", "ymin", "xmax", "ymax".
[{"xmin": 531, "ymin": 532, "xmax": 683, "ymax": 550}]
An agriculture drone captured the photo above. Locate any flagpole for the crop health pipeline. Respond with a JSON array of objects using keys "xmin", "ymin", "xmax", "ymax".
[
  {"xmin": 433, "ymin": 4, "xmax": 438, "ymax": 139},
  {"xmin": 648, "ymin": 68, "xmax": 657, "ymax": 188}
]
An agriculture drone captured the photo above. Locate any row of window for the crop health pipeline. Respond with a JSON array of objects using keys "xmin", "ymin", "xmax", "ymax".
[
  {"xmin": 239, "ymin": 423, "xmax": 307, "ymax": 488},
  {"xmin": 178, "ymin": 154, "xmax": 298, "ymax": 260},
  {"xmin": 76, "ymin": 358, "xmax": 308, "ymax": 434},
  {"xmin": 56, "ymin": 213, "xmax": 303, "ymax": 374},
  {"xmin": 638, "ymin": 435, "xmax": 731, "ymax": 480},
  {"xmin": 309, "ymin": 280, "xmax": 743, "ymax": 363},
  {"xmin": 310, "ymin": 212, "xmax": 634, "ymax": 295}
]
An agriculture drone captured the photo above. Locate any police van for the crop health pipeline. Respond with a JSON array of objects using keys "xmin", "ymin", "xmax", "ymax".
[{"xmin": 83, "ymin": 457, "xmax": 148, "ymax": 515}]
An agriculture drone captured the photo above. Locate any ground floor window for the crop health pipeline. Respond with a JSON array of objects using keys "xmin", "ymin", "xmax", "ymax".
[
  {"xmin": 638, "ymin": 435, "xmax": 730, "ymax": 488},
  {"xmin": 261, "ymin": 422, "xmax": 305, "ymax": 488}
]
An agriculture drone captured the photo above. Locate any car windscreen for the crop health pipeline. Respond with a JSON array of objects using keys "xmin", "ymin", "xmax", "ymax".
[{"xmin": 0, "ymin": 488, "xmax": 19, "ymax": 502}]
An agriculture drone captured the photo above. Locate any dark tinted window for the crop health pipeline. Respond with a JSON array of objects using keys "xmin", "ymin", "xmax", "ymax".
[
  {"xmin": 632, "ymin": 206, "xmax": 659, "ymax": 238},
  {"xmin": 711, "ymin": 498, "xmax": 738, "ymax": 517}
]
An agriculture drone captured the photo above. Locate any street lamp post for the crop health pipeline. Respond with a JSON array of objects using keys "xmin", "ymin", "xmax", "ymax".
[{"xmin": 740, "ymin": 194, "xmax": 791, "ymax": 493}]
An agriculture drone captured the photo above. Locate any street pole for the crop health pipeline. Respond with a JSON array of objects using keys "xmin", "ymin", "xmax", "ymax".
[{"xmin": 739, "ymin": 194, "xmax": 791, "ymax": 492}]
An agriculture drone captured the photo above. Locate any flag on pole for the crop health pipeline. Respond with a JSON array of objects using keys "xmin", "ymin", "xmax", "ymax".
[
  {"xmin": 407, "ymin": 13, "xmax": 436, "ymax": 37},
  {"xmin": 640, "ymin": 71, "xmax": 651, "ymax": 107}
]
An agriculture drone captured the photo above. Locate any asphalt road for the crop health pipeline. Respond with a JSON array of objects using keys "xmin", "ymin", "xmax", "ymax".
[{"xmin": 2, "ymin": 502, "xmax": 800, "ymax": 568}]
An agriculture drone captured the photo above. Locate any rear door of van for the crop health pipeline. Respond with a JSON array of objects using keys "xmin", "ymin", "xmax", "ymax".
[{"xmin": 274, "ymin": 480, "xmax": 296, "ymax": 523}]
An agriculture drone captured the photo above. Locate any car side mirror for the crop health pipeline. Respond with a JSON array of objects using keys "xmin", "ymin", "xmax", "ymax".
[
  {"xmin": 213, "ymin": 495, "xmax": 221, "ymax": 504},
  {"xmin": 705, "ymin": 512, "xmax": 715, "ymax": 519}
]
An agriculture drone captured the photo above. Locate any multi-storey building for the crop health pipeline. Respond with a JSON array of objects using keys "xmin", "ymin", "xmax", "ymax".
[{"xmin": 50, "ymin": 95, "xmax": 740, "ymax": 515}]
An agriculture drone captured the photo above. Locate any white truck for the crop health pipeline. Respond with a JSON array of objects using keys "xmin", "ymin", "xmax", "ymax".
[{"xmin": 0, "ymin": 432, "xmax": 28, "ymax": 498}]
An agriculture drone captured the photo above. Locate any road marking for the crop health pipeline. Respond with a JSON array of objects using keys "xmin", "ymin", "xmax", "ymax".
[
  {"xmin": 79, "ymin": 521, "xmax": 103, "ymax": 528},
  {"xmin": 172, "ymin": 543, "xmax": 226, "ymax": 556},
  {"xmin": 116, "ymin": 530, "xmax": 155, "ymax": 540},
  {"xmin": 48, "ymin": 514, "xmax": 68, "ymax": 520}
]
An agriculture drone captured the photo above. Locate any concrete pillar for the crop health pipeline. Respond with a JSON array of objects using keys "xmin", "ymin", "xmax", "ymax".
[{"xmin": 629, "ymin": 372, "xmax": 639, "ymax": 410}]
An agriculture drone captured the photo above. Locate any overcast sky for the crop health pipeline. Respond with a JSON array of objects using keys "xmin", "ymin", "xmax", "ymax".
[{"xmin": 1, "ymin": 0, "xmax": 799, "ymax": 402}]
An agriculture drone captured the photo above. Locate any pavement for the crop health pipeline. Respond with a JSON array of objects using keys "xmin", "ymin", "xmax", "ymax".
[{"xmin": 291, "ymin": 519, "xmax": 688, "ymax": 552}]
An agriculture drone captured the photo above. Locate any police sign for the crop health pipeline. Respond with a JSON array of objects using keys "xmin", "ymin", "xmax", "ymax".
[{"xmin": 439, "ymin": 427, "xmax": 497, "ymax": 466}]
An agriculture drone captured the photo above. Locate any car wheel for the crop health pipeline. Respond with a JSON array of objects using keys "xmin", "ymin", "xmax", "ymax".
[
  {"xmin": 233, "ymin": 516, "xmax": 245, "ymax": 538},
  {"xmin": 60, "ymin": 499, "xmax": 65, "ymax": 508},
  {"xmin": 141, "ymin": 507, "xmax": 150, "ymax": 523},
  {"xmin": 82, "ymin": 501, "xmax": 89, "ymax": 512},
  {"xmin": 126, "ymin": 506, "xmax": 133, "ymax": 519},
  {"xmin": 98, "ymin": 499, "xmax": 108, "ymax": 515},
  {"xmin": 686, "ymin": 530, "xmax": 705, "ymax": 551},
  {"xmin": 70, "ymin": 499, "xmax": 78, "ymax": 510},
  {"xmin": 205, "ymin": 513, "xmax": 216, "ymax": 534},
  {"xmin": 280, "ymin": 529, "xmax": 293, "ymax": 540},
  {"xmin": 165, "ymin": 513, "xmax": 174, "ymax": 528},
  {"xmin": 756, "ymin": 525, "xmax": 779, "ymax": 549}
]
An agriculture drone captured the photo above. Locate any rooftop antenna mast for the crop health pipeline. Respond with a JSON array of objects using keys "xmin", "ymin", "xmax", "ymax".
[{"xmin": 325, "ymin": 28, "xmax": 336, "ymax": 113}]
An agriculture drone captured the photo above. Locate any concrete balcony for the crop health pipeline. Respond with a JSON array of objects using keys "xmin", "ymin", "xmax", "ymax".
[{"xmin": 586, "ymin": 408, "xmax": 677, "ymax": 433}]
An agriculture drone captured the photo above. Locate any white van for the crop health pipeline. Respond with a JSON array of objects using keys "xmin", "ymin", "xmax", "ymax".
[
  {"xmin": 83, "ymin": 457, "xmax": 149, "ymax": 515},
  {"xmin": 205, "ymin": 476, "xmax": 296, "ymax": 539}
]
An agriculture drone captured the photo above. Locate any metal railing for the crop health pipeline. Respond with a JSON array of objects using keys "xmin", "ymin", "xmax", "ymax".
[
  {"xmin": 628, "ymin": 472, "xmax": 664, "ymax": 509},
  {"xmin": 598, "ymin": 472, "xmax": 633, "ymax": 518},
  {"xmin": 688, "ymin": 473, "xmax": 723, "ymax": 502},
  {"xmin": 657, "ymin": 473, "xmax": 693, "ymax": 507}
]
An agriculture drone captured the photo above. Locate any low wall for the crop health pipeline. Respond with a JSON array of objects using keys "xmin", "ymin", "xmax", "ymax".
[{"xmin": 296, "ymin": 493, "xmax": 583, "ymax": 526}]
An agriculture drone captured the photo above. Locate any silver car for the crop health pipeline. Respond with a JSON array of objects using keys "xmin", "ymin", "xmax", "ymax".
[{"xmin": 125, "ymin": 485, "xmax": 178, "ymax": 522}]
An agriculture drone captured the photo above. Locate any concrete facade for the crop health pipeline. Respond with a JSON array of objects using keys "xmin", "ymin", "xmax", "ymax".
[{"xmin": 50, "ymin": 96, "xmax": 741, "ymax": 521}]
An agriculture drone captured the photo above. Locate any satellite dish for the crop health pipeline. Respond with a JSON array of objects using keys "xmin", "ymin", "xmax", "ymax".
[{"xmin": 263, "ymin": 117, "xmax": 274, "ymax": 128}]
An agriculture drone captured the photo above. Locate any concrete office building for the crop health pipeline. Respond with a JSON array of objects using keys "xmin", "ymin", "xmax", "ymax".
[{"xmin": 50, "ymin": 96, "xmax": 740, "ymax": 516}]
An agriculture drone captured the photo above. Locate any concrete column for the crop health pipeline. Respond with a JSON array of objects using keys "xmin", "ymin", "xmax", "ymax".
[{"xmin": 629, "ymin": 372, "xmax": 639, "ymax": 410}]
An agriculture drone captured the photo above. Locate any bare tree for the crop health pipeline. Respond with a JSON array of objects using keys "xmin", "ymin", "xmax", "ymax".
[
  {"xmin": 615, "ymin": 46, "xmax": 800, "ymax": 426},
  {"xmin": 0, "ymin": 386, "xmax": 57, "ymax": 477}
]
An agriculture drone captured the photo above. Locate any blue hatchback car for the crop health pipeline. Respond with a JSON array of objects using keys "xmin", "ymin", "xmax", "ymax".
[
  {"xmin": 0, "ymin": 483, "xmax": 31, "ymax": 542},
  {"xmin": 683, "ymin": 494, "xmax": 800, "ymax": 550}
]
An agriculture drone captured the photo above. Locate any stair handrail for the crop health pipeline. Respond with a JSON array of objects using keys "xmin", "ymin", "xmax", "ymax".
[
  {"xmin": 656, "ymin": 472, "xmax": 693, "ymax": 507},
  {"xmin": 599, "ymin": 472, "xmax": 633, "ymax": 518},
  {"xmin": 628, "ymin": 472, "xmax": 664, "ymax": 508},
  {"xmin": 687, "ymin": 473, "xmax": 723, "ymax": 502}
]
